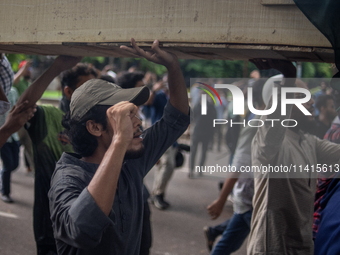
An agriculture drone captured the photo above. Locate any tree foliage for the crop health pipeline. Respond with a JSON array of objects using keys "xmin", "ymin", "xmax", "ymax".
[
  {"xmin": 301, "ymin": 62, "xmax": 333, "ymax": 78},
  {"xmin": 4, "ymin": 53, "xmax": 334, "ymax": 81},
  {"xmin": 6, "ymin": 54, "xmax": 28, "ymax": 72}
]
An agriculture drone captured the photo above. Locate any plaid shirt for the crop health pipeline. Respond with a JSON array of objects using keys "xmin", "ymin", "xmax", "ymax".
[
  {"xmin": 313, "ymin": 122, "xmax": 340, "ymax": 239},
  {"xmin": 0, "ymin": 55, "xmax": 14, "ymax": 96}
]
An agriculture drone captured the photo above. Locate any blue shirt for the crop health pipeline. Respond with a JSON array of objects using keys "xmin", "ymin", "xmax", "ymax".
[{"xmin": 151, "ymin": 90, "xmax": 168, "ymax": 124}]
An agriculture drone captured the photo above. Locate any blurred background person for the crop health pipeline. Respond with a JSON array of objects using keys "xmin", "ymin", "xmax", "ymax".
[
  {"xmin": 214, "ymin": 88, "xmax": 228, "ymax": 152},
  {"xmin": 314, "ymin": 81, "xmax": 329, "ymax": 116},
  {"xmin": 15, "ymin": 56, "xmax": 83, "ymax": 255},
  {"xmin": 204, "ymin": 79, "xmax": 265, "ymax": 254},
  {"xmin": 13, "ymin": 60, "xmax": 35, "ymax": 173},
  {"xmin": 13, "ymin": 60, "xmax": 32, "ymax": 96},
  {"xmin": 0, "ymin": 53, "xmax": 14, "ymax": 114},
  {"xmin": 314, "ymin": 94, "xmax": 336, "ymax": 139},
  {"xmin": 0, "ymin": 87, "xmax": 20, "ymax": 203},
  {"xmin": 190, "ymin": 93, "xmax": 216, "ymax": 178},
  {"xmin": 144, "ymin": 75, "xmax": 179, "ymax": 209}
]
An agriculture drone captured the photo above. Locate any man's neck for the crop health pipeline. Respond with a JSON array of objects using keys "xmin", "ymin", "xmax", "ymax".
[{"xmin": 81, "ymin": 148, "xmax": 105, "ymax": 165}]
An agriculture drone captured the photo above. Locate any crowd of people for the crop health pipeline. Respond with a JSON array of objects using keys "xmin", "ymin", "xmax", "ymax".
[
  {"xmin": 1, "ymin": 40, "xmax": 340, "ymax": 255},
  {"xmin": 0, "ymin": 39, "xmax": 190, "ymax": 255}
]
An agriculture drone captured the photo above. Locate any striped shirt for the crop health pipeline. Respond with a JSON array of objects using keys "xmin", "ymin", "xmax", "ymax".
[{"xmin": 0, "ymin": 55, "xmax": 14, "ymax": 97}]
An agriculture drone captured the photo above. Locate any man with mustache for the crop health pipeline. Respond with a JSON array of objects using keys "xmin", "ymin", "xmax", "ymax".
[{"xmin": 48, "ymin": 39, "xmax": 190, "ymax": 255}]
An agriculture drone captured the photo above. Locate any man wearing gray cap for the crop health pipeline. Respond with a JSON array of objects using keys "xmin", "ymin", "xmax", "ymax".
[{"xmin": 48, "ymin": 39, "xmax": 190, "ymax": 255}]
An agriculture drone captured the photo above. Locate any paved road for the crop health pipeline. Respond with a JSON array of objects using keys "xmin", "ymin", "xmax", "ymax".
[{"xmin": 0, "ymin": 147, "xmax": 247, "ymax": 255}]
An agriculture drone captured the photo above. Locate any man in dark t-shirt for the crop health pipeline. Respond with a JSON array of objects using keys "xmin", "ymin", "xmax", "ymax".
[
  {"xmin": 27, "ymin": 105, "xmax": 73, "ymax": 253},
  {"xmin": 15, "ymin": 56, "xmax": 98, "ymax": 255}
]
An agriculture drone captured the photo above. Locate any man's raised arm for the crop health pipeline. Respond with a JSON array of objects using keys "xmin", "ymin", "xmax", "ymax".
[{"xmin": 16, "ymin": 56, "xmax": 82, "ymax": 109}]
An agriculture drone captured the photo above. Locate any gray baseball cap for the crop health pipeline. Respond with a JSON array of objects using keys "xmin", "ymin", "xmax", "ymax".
[{"xmin": 70, "ymin": 79, "xmax": 150, "ymax": 121}]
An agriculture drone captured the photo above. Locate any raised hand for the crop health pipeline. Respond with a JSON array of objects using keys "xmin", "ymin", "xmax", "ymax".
[
  {"xmin": 250, "ymin": 59, "xmax": 296, "ymax": 78},
  {"xmin": 120, "ymin": 38, "xmax": 178, "ymax": 70},
  {"xmin": 0, "ymin": 101, "xmax": 36, "ymax": 151},
  {"xmin": 52, "ymin": 55, "xmax": 83, "ymax": 73},
  {"xmin": 152, "ymin": 81, "xmax": 164, "ymax": 92},
  {"xmin": 4, "ymin": 101, "xmax": 36, "ymax": 133},
  {"xmin": 106, "ymin": 101, "xmax": 139, "ymax": 146},
  {"xmin": 16, "ymin": 55, "xmax": 83, "ymax": 109},
  {"xmin": 21, "ymin": 60, "xmax": 33, "ymax": 72}
]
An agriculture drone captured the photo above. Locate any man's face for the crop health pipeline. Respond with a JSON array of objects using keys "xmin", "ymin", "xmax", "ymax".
[
  {"xmin": 135, "ymin": 80, "xmax": 144, "ymax": 88},
  {"xmin": 104, "ymin": 112, "xmax": 145, "ymax": 160},
  {"xmin": 321, "ymin": 82, "xmax": 327, "ymax": 91},
  {"xmin": 324, "ymin": 99, "xmax": 337, "ymax": 121},
  {"xmin": 66, "ymin": 74, "xmax": 96, "ymax": 100},
  {"xmin": 125, "ymin": 114, "xmax": 145, "ymax": 159},
  {"xmin": 250, "ymin": 70, "xmax": 260, "ymax": 80}
]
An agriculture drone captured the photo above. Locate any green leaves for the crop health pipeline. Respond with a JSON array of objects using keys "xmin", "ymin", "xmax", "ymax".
[
  {"xmin": 4, "ymin": 53, "xmax": 333, "ymax": 80},
  {"xmin": 6, "ymin": 54, "xmax": 27, "ymax": 72},
  {"xmin": 302, "ymin": 62, "xmax": 333, "ymax": 78}
]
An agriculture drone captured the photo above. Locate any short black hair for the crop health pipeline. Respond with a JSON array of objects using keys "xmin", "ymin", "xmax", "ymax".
[
  {"xmin": 116, "ymin": 71, "xmax": 144, "ymax": 89},
  {"xmin": 62, "ymin": 105, "xmax": 110, "ymax": 157},
  {"xmin": 60, "ymin": 63, "xmax": 98, "ymax": 91},
  {"xmin": 100, "ymin": 74, "xmax": 116, "ymax": 83},
  {"xmin": 315, "ymin": 94, "xmax": 333, "ymax": 111}
]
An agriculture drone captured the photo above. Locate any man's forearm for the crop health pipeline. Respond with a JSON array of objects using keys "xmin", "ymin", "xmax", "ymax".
[
  {"xmin": 16, "ymin": 56, "xmax": 81, "ymax": 109},
  {"xmin": 16, "ymin": 65, "xmax": 62, "ymax": 108},
  {"xmin": 218, "ymin": 175, "xmax": 239, "ymax": 204},
  {"xmin": 13, "ymin": 68, "xmax": 24, "ymax": 85},
  {"xmin": 167, "ymin": 63, "xmax": 189, "ymax": 115},
  {"xmin": 87, "ymin": 139, "xmax": 128, "ymax": 216}
]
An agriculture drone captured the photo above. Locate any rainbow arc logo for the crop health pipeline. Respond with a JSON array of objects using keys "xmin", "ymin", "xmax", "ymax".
[{"xmin": 196, "ymin": 82, "xmax": 222, "ymax": 115}]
